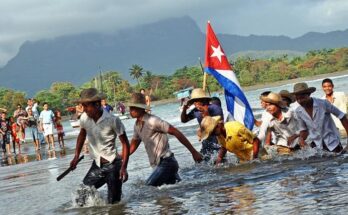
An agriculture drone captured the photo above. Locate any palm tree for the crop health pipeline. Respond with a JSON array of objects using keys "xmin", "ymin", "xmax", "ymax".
[{"xmin": 129, "ymin": 64, "xmax": 144, "ymax": 87}]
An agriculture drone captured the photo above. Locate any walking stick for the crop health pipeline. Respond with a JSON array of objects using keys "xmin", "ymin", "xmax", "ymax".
[{"xmin": 56, "ymin": 155, "xmax": 84, "ymax": 181}]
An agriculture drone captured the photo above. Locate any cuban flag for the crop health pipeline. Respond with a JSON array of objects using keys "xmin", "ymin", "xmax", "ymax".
[{"xmin": 204, "ymin": 21, "xmax": 254, "ymax": 130}]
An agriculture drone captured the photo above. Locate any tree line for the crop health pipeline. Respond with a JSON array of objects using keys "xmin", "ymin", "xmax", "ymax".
[{"xmin": 1, "ymin": 47, "xmax": 348, "ymax": 115}]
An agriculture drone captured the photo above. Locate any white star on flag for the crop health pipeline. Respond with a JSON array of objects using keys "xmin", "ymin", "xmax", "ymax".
[{"xmin": 210, "ymin": 45, "xmax": 225, "ymax": 62}]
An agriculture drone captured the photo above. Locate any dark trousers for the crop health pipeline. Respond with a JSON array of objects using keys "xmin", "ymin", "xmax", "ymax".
[
  {"xmin": 201, "ymin": 135, "xmax": 221, "ymax": 161},
  {"xmin": 146, "ymin": 155, "xmax": 181, "ymax": 187},
  {"xmin": 83, "ymin": 159, "xmax": 123, "ymax": 204},
  {"xmin": 310, "ymin": 142, "xmax": 343, "ymax": 153}
]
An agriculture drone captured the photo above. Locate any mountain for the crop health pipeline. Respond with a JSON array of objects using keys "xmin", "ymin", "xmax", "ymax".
[{"xmin": 1, "ymin": 16, "xmax": 348, "ymax": 95}]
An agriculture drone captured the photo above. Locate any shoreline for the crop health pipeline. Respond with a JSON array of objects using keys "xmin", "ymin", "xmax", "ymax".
[{"xmin": 152, "ymin": 70, "xmax": 348, "ymax": 105}]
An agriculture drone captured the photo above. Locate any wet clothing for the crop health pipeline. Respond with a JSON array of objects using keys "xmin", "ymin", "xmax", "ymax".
[
  {"xmin": 296, "ymin": 98, "xmax": 345, "ymax": 151},
  {"xmin": 186, "ymin": 103, "xmax": 223, "ymax": 156},
  {"xmin": 80, "ymin": 110, "xmax": 125, "ymax": 167},
  {"xmin": 266, "ymin": 108, "xmax": 300, "ymax": 148},
  {"xmin": 217, "ymin": 121, "xmax": 255, "ymax": 162},
  {"xmin": 39, "ymin": 110, "xmax": 54, "ymax": 124},
  {"xmin": 133, "ymin": 113, "xmax": 171, "ymax": 167},
  {"xmin": 146, "ymin": 153, "xmax": 181, "ymax": 186},
  {"xmin": 132, "ymin": 113, "xmax": 180, "ymax": 186},
  {"xmin": 55, "ymin": 116, "xmax": 64, "ymax": 136},
  {"xmin": 83, "ymin": 158, "xmax": 123, "ymax": 204}
]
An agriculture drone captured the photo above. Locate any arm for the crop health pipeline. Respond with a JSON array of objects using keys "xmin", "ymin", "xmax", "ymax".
[
  {"xmin": 265, "ymin": 129, "xmax": 272, "ymax": 145},
  {"xmin": 253, "ymin": 138, "xmax": 261, "ymax": 159},
  {"xmin": 118, "ymin": 132, "xmax": 130, "ymax": 182},
  {"xmin": 70, "ymin": 128, "xmax": 87, "ymax": 170},
  {"xmin": 340, "ymin": 116, "xmax": 348, "ymax": 146},
  {"xmin": 180, "ymin": 105, "xmax": 194, "ymax": 123},
  {"xmin": 216, "ymin": 147, "xmax": 227, "ymax": 165},
  {"xmin": 129, "ymin": 138, "xmax": 142, "ymax": 155},
  {"xmin": 167, "ymin": 125, "xmax": 202, "ymax": 162},
  {"xmin": 298, "ymin": 130, "xmax": 308, "ymax": 148}
]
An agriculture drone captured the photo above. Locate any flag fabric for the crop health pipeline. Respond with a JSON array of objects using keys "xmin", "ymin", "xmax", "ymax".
[{"xmin": 204, "ymin": 21, "xmax": 254, "ymax": 130}]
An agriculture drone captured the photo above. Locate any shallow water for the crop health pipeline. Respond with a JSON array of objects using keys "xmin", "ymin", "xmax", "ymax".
[{"xmin": 1, "ymin": 74, "xmax": 348, "ymax": 214}]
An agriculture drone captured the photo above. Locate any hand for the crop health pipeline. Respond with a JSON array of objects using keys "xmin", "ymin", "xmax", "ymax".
[
  {"xmin": 70, "ymin": 156, "xmax": 80, "ymax": 170},
  {"xmin": 287, "ymin": 135, "xmax": 298, "ymax": 146},
  {"xmin": 299, "ymin": 137, "xmax": 307, "ymax": 149},
  {"xmin": 119, "ymin": 167, "xmax": 128, "ymax": 182},
  {"xmin": 192, "ymin": 151, "xmax": 203, "ymax": 163},
  {"xmin": 215, "ymin": 156, "xmax": 223, "ymax": 166}
]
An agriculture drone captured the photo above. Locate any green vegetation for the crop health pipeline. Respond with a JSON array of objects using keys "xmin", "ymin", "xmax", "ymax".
[{"xmin": 1, "ymin": 47, "xmax": 348, "ymax": 115}]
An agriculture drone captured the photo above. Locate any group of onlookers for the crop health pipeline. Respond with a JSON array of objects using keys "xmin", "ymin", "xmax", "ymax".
[{"xmin": 0, "ymin": 98, "xmax": 66, "ymax": 157}]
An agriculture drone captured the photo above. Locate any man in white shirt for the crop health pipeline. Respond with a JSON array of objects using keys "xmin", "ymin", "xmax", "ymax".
[
  {"xmin": 292, "ymin": 82, "xmax": 348, "ymax": 153},
  {"xmin": 39, "ymin": 103, "xmax": 55, "ymax": 150},
  {"xmin": 321, "ymin": 78, "xmax": 347, "ymax": 132},
  {"xmin": 70, "ymin": 88, "xmax": 130, "ymax": 204}
]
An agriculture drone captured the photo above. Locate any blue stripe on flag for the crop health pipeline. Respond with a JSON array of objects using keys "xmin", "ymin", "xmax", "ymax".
[{"xmin": 205, "ymin": 67, "xmax": 254, "ymax": 130}]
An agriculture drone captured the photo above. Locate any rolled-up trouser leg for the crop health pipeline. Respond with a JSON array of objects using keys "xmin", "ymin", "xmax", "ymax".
[
  {"xmin": 146, "ymin": 155, "xmax": 180, "ymax": 186},
  {"xmin": 83, "ymin": 159, "xmax": 123, "ymax": 204}
]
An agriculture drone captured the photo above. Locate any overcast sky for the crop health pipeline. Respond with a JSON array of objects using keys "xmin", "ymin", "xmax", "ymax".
[{"xmin": 1, "ymin": 0, "xmax": 348, "ymax": 66}]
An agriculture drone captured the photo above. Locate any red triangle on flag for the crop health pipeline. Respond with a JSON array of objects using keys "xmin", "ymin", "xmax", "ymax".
[{"xmin": 204, "ymin": 22, "xmax": 232, "ymax": 71}]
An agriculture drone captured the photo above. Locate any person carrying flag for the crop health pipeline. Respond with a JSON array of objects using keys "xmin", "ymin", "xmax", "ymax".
[{"xmin": 181, "ymin": 88, "xmax": 224, "ymax": 160}]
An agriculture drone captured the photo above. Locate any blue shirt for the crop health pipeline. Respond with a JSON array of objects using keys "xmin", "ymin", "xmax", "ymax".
[
  {"xmin": 188, "ymin": 103, "xmax": 224, "ymax": 124},
  {"xmin": 39, "ymin": 110, "xmax": 54, "ymax": 124},
  {"xmin": 103, "ymin": 104, "xmax": 114, "ymax": 113}
]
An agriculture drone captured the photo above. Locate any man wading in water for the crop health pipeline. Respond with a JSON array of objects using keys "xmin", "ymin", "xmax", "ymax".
[
  {"xmin": 181, "ymin": 88, "xmax": 224, "ymax": 161},
  {"xmin": 70, "ymin": 88, "xmax": 130, "ymax": 204},
  {"xmin": 128, "ymin": 93, "xmax": 202, "ymax": 186}
]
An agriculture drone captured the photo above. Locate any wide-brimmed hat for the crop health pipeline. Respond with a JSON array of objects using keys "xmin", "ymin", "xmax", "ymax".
[
  {"xmin": 187, "ymin": 88, "xmax": 211, "ymax": 106},
  {"xmin": 127, "ymin": 93, "xmax": 151, "ymax": 110},
  {"xmin": 261, "ymin": 92, "xmax": 286, "ymax": 108},
  {"xmin": 291, "ymin": 82, "xmax": 316, "ymax": 95},
  {"xmin": 279, "ymin": 90, "xmax": 295, "ymax": 103},
  {"xmin": 200, "ymin": 116, "xmax": 221, "ymax": 141},
  {"xmin": 74, "ymin": 88, "xmax": 106, "ymax": 103}
]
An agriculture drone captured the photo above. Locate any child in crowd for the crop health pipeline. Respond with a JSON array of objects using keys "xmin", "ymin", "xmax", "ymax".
[
  {"xmin": 10, "ymin": 117, "xmax": 20, "ymax": 154},
  {"xmin": 55, "ymin": 110, "xmax": 65, "ymax": 148}
]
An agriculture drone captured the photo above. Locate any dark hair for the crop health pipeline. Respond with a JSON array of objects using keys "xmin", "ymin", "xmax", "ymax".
[
  {"xmin": 322, "ymin": 78, "xmax": 333, "ymax": 86},
  {"xmin": 211, "ymin": 97, "xmax": 222, "ymax": 107},
  {"xmin": 260, "ymin": 91, "xmax": 271, "ymax": 97},
  {"xmin": 17, "ymin": 104, "xmax": 22, "ymax": 108},
  {"xmin": 43, "ymin": 102, "xmax": 48, "ymax": 106}
]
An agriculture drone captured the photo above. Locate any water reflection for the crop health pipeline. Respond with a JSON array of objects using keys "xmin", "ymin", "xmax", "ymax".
[{"xmin": 212, "ymin": 185, "xmax": 256, "ymax": 214}]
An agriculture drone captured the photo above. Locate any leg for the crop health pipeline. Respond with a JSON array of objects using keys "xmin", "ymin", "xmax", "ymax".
[
  {"xmin": 83, "ymin": 161, "xmax": 106, "ymax": 189},
  {"xmin": 146, "ymin": 155, "xmax": 180, "ymax": 186},
  {"xmin": 49, "ymin": 135, "xmax": 55, "ymax": 149},
  {"xmin": 105, "ymin": 159, "xmax": 123, "ymax": 203}
]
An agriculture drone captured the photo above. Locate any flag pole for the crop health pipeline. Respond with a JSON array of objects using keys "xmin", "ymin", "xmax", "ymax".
[{"xmin": 198, "ymin": 57, "xmax": 211, "ymax": 96}]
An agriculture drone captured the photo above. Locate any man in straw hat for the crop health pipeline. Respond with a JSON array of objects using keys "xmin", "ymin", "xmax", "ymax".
[
  {"xmin": 200, "ymin": 116, "xmax": 260, "ymax": 163},
  {"xmin": 70, "ymin": 88, "xmax": 130, "ymax": 204},
  {"xmin": 292, "ymin": 82, "xmax": 348, "ymax": 153},
  {"xmin": 181, "ymin": 88, "xmax": 224, "ymax": 160},
  {"xmin": 128, "ymin": 93, "xmax": 202, "ymax": 186},
  {"xmin": 259, "ymin": 92, "xmax": 304, "ymax": 154}
]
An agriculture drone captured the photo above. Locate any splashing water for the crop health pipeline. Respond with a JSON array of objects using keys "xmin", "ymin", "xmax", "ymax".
[{"xmin": 71, "ymin": 184, "xmax": 106, "ymax": 208}]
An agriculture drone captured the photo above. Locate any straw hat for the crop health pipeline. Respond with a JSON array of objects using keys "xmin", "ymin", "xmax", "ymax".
[
  {"xmin": 279, "ymin": 90, "xmax": 295, "ymax": 103},
  {"xmin": 291, "ymin": 82, "xmax": 316, "ymax": 95},
  {"xmin": 200, "ymin": 116, "xmax": 221, "ymax": 141},
  {"xmin": 127, "ymin": 93, "xmax": 151, "ymax": 110},
  {"xmin": 74, "ymin": 88, "xmax": 106, "ymax": 103},
  {"xmin": 186, "ymin": 88, "xmax": 211, "ymax": 106},
  {"xmin": 261, "ymin": 92, "xmax": 286, "ymax": 108}
]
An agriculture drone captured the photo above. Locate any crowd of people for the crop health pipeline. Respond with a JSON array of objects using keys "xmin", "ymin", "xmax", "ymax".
[
  {"xmin": 0, "ymin": 98, "xmax": 66, "ymax": 158},
  {"xmin": 68, "ymin": 77, "xmax": 347, "ymax": 205}
]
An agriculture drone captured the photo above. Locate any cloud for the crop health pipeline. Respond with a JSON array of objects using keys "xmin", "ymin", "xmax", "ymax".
[{"xmin": 0, "ymin": 0, "xmax": 347, "ymax": 66}]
